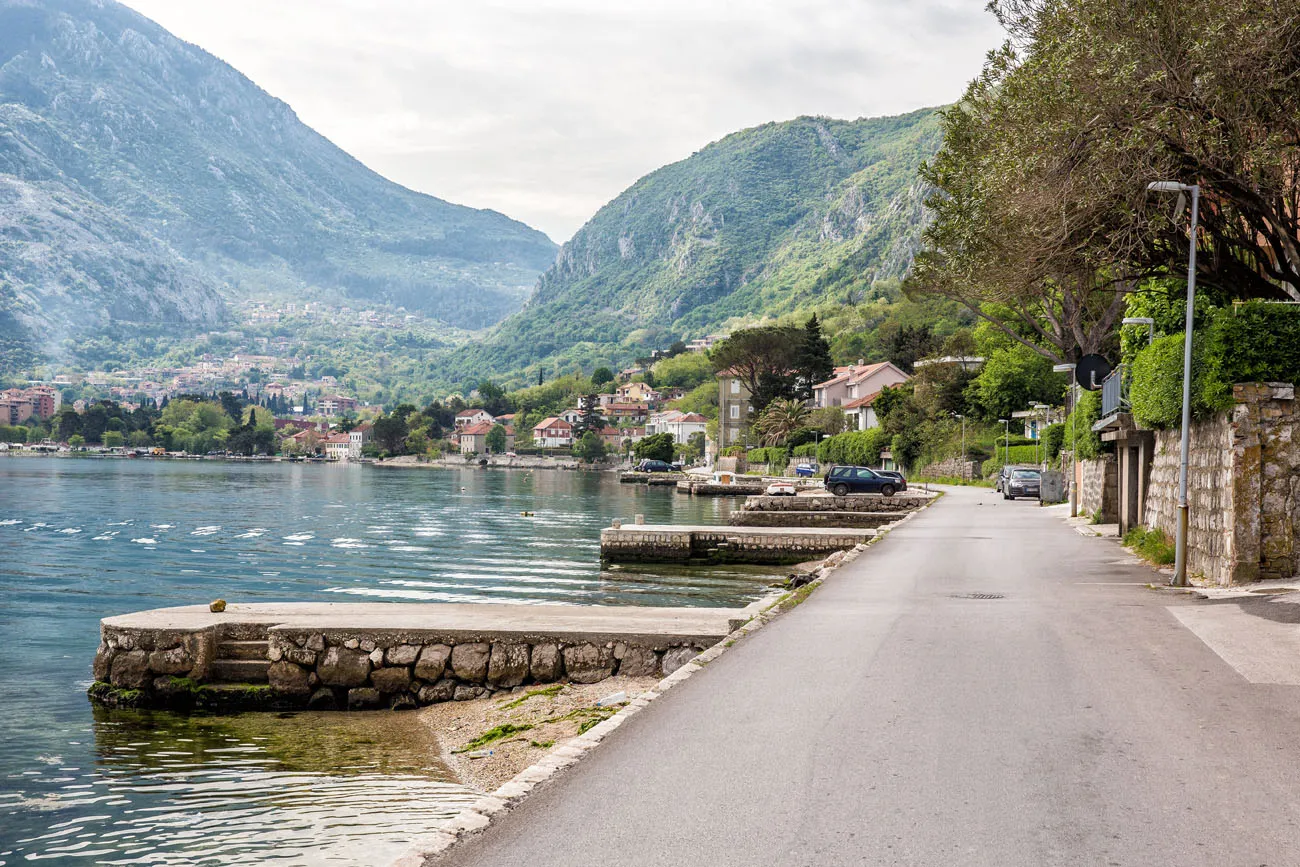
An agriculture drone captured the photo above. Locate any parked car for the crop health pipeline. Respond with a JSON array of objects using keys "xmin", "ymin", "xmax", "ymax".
[
  {"xmin": 794, "ymin": 462, "xmax": 819, "ymax": 477},
  {"xmin": 995, "ymin": 465, "xmax": 1022, "ymax": 493},
  {"xmin": 823, "ymin": 465, "xmax": 906, "ymax": 497},
  {"xmin": 765, "ymin": 480, "xmax": 797, "ymax": 496},
  {"xmin": 1003, "ymin": 467, "xmax": 1041, "ymax": 500},
  {"xmin": 637, "ymin": 459, "xmax": 675, "ymax": 473}
]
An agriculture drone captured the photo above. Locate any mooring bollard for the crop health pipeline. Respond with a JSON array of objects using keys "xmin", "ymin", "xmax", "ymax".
[
  {"xmin": 611, "ymin": 519, "xmax": 622, "ymax": 529},
  {"xmin": 635, "ymin": 514, "xmax": 645, "ymax": 525}
]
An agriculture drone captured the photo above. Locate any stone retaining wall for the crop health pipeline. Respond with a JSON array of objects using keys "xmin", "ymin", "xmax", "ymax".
[
  {"xmin": 675, "ymin": 481, "xmax": 767, "ymax": 496},
  {"xmin": 600, "ymin": 527, "xmax": 873, "ymax": 564},
  {"xmin": 92, "ymin": 623, "xmax": 710, "ymax": 712},
  {"xmin": 1144, "ymin": 382, "xmax": 1300, "ymax": 584},
  {"xmin": 1078, "ymin": 456, "xmax": 1118, "ymax": 522},
  {"xmin": 728, "ymin": 510, "xmax": 898, "ymax": 529},
  {"xmin": 740, "ymin": 494, "xmax": 925, "ymax": 513}
]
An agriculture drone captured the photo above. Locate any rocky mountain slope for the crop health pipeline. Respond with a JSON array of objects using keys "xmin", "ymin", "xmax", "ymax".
[
  {"xmin": 0, "ymin": 0, "xmax": 556, "ymax": 369},
  {"xmin": 443, "ymin": 110, "xmax": 940, "ymax": 385}
]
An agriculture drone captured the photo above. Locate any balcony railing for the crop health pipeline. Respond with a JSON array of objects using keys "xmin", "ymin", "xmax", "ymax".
[{"xmin": 1101, "ymin": 364, "xmax": 1128, "ymax": 416}]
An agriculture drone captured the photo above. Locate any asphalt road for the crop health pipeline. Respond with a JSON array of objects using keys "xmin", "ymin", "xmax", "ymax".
[{"xmin": 433, "ymin": 486, "xmax": 1300, "ymax": 866}]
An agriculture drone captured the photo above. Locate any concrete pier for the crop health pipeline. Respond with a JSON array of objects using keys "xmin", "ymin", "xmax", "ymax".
[
  {"xmin": 91, "ymin": 602, "xmax": 757, "ymax": 712},
  {"xmin": 600, "ymin": 524, "xmax": 875, "ymax": 564}
]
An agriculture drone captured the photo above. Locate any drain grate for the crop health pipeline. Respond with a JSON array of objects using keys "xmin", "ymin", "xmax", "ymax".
[{"xmin": 951, "ymin": 592, "xmax": 1005, "ymax": 600}]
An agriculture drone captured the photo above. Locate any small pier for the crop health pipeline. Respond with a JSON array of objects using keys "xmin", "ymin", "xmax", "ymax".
[
  {"xmin": 675, "ymin": 479, "xmax": 768, "ymax": 496},
  {"xmin": 600, "ymin": 524, "xmax": 875, "ymax": 564},
  {"xmin": 619, "ymin": 472, "xmax": 686, "ymax": 486},
  {"xmin": 91, "ymin": 602, "xmax": 756, "ymax": 712}
]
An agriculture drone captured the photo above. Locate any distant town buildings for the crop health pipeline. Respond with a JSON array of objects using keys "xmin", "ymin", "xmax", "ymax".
[
  {"xmin": 1, "ymin": 386, "xmax": 60, "ymax": 425},
  {"xmin": 645, "ymin": 409, "xmax": 707, "ymax": 444}
]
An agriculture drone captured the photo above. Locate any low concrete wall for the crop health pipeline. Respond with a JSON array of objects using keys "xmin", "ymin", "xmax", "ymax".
[
  {"xmin": 676, "ymin": 481, "xmax": 767, "ymax": 496},
  {"xmin": 619, "ymin": 472, "xmax": 686, "ymax": 485}
]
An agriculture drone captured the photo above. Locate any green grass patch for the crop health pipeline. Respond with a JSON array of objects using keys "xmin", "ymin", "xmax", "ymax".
[
  {"xmin": 529, "ymin": 739, "xmax": 554, "ymax": 749},
  {"xmin": 454, "ymin": 723, "xmax": 534, "ymax": 752},
  {"xmin": 498, "ymin": 684, "xmax": 565, "ymax": 709},
  {"xmin": 1123, "ymin": 527, "xmax": 1176, "ymax": 565}
]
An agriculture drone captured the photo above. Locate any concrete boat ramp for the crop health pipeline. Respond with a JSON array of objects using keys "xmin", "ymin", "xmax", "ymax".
[{"xmin": 91, "ymin": 601, "xmax": 760, "ymax": 712}]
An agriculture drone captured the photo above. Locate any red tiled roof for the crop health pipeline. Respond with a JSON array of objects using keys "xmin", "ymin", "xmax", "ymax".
[
  {"xmin": 456, "ymin": 409, "xmax": 489, "ymax": 417},
  {"xmin": 534, "ymin": 417, "xmax": 572, "ymax": 431},
  {"xmin": 676, "ymin": 413, "xmax": 707, "ymax": 423},
  {"xmin": 843, "ymin": 391, "xmax": 883, "ymax": 409},
  {"xmin": 460, "ymin": 422, "xmax": 493, "ymax": 435},
  {"xmin": 324, "ymin": 433, "xmax": 351, "ymax": 444}
]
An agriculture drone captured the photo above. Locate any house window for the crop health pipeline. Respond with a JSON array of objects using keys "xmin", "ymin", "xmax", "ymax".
[
  {"xmin": 730, "ymin": 404, "xmax": 739, "ymax": 420},
  {"xmin": 730, "ymin": 380, "xmax": 740, "ymax": 394}
]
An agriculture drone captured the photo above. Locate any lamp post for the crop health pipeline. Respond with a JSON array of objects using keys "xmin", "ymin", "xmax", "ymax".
[
  {"xmin": 1053, "ymin": 363, "xmax": 1078, "ymax": 516},
  {"xmin": 1031, "ymin": 403, "xmax": 1050, "ymax": 467},
  {"xmin": 1146, "ymin": 180, "xmax": 1200, "ymax": 587},
  {"xmin": 997, "ymin": 418, "xmax": 1010, "ymax": 467},
  {"xmin": 952, "ymin": 413, "xmax": 966, "ymax": 479},
  {"xmin": 1122, "ymin": 316, "xmax": 1156, "ymax": 346}
]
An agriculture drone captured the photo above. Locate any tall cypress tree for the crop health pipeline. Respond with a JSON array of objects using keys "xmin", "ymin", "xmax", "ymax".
[{"xmin": 797, "ymin": 314, "xmax": 835, "ymax": 400}]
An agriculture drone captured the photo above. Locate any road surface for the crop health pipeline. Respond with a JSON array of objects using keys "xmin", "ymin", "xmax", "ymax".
[{"xmin": 432, "ymin": 485, "xmax": 1300, "ymax": 866}]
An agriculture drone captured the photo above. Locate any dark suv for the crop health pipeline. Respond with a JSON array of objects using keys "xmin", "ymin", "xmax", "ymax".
[
  {"xmin": 636, "ymin": 459, "xmax": 675, "ymax": 473},
  {"xmin": 824, "ymin": 465, "xmax": 906, "ymax": 497},
  {"xmin": 1003, "ymin": 467, "xmax": 1041, "ymax": 500}
]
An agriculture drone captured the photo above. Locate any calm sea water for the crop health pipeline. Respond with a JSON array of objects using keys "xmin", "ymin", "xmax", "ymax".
[{"xmin": 0, "ymin": 457, "xmax": 775, "ymax": 864}]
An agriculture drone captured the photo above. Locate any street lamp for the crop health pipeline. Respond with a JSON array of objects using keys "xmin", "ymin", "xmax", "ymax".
[
  {"xmin": 951, "ymin": 413, "xmax": 966, "ymax": 477},
  {"xmin": 1053, "ymin": 363, "xmax": 1078, "ymax": 516},
  {"xmin": 1122, "ymin": 316, "xmax": 1156, "ymax": 345},
  {"xmin": 997, "ymin": 418, "xmax": 1010, "ymax": 467},
  {"xmin": 1031, "ymin": 403, "xmax": 1049, "ymax": 466},
  {"xmin": 1147, "ymin": 180, "xmax": 1200, "ymax": 587}
]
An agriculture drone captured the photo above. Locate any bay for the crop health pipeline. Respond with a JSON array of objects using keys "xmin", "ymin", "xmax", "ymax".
[{"xmin": 0, "ymin": 457, "xmax": 776, "ymax": 864}]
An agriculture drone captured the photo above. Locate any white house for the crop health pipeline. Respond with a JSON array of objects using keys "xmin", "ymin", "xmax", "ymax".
[
  {"xmin": 347, "ymin": 422, "xmax": 372, "ymax": 459},
  {"xmin": 454, "ymin": 409, "xmax": 493, "ymax": 430},
  {"xmin": 323, "ymin": 433, "xmax": 352, "ymax": 461},
  {"xmin": 645, "ymin": 410, "xmax": 708, "ymax": 444},
  {"xmin": 558, "ymin": 408, "xmax": 583, "ymax": 426},
  {"xmin": 812, "ymin": 361, "xmax": 910, "ymax": 409},
  {"xmin": 842, "ymin": 392, "xmax": 884, "ymax": 431},
  {"xmin": 532, "ymin": 417, "xmax": 574, "ymax": 448}
]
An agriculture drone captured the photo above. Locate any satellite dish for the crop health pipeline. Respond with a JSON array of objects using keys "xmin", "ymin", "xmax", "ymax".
[{"xmin": 1076, "ymin": 354, "xmax": 1112, "ymax": 390}]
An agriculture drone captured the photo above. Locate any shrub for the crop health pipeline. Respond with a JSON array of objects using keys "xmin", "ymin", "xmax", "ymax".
[
  {"xmin": 1123, "ymin": 526, "xmax": 1176, "ymax": 565},
  {"xmin": 791, "ymin": 443, "xmax": 819, "ymax": 458},
  {"xmin": 1063, "ymin": 389, "xmax": 1103, "ymax": 460},
  {"xmin": 817, "ymin": 428, "xmax": 891, "ymax": 467},
  {"xmin": 1130, "ymin": 302, "xmax": 1300, "ymax": 428},
  {"xmin": 1041, "ymin": 423, "xmax": 1065, "ymax": 461},
  {"xmin": 746, "ymin": 447, "xmax": 789, "ymax": 472}
]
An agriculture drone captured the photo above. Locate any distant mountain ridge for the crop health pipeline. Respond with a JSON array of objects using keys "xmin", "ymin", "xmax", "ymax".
[
  {"xmin": 0, "ymin": 0, "xmax": 556, "ymax": 369},
  {"xmin": 442, "ymin": 110, "xmax": 941, "ymax": 386}
]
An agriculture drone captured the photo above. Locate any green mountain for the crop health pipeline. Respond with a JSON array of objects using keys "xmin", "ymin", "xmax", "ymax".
[
  {"xmin": 0, "ymin": 0, "xmax": 556, "ymax": 369},
  {"xmin": 442, "ymin": 110, "xmax": 941, "ymax": 386}
]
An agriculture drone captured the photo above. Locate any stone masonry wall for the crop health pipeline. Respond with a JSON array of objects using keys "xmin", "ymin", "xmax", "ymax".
[
  {"xmin": 94, "ymin": 625, "xmax": 707, "ymax": 712},
  {"xmin": 1146, "ymin": 415, "xmax": 1234, "ymax": 582},
  {"xmin": 741, "ymin": 495, "xmax": 926, "ymax": 513},
  {"xmin": 1143, "ymin": 383, "xmax": 1300, "ymax": 584},
  {"xmin": 1078, "ymin": 456, "xmax": 1119, "ymax": 523}
]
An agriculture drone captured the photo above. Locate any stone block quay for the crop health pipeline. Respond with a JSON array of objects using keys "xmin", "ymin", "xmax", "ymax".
[
  {"xmin": 90, "ymin": 602, "xmax": 750, "ymax": 713},
  {"xmin": 600, "ymin": 524, "xmax": 875, "ymax": 564}
]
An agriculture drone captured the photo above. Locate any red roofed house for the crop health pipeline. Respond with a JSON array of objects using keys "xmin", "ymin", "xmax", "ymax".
[
  {"xmin": 348, "ymin": 422, "xmax": 373, "ymax": 458},
  {"xmin": 455, "ymin": 409, "xmax": 494, "ymax": 430},
  {"xmin": 459, "ymin": 422, "xmax": 515, "ymax": 454},
  {"xmin": 598, "ymin": 426, "xmax": 625, "ymax": 449},
  {"xmin": 533, "ymin": 417, "xmax": 573, "ymax": 448},
  {"xmin": 323, "ymin": 432, "xmax": 352, "ymax": 461},
  {"xmin": 843, "ymin": 391, "xmax": 886, "ymax": 432},
  {"xmin": 604, "ymin": 402, "xmax": 649, "ymax": 424},
  {"xmin": 812, "ymin": 361, "xmax": 909, "ymax": 411},
  {"xmin": 645, "ymin": 410, "xmax": 707, "ymax": 444}
]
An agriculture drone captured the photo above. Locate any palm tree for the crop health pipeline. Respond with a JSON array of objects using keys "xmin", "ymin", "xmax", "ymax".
[{"xmin": 753, "ymin": 398, "xmax": 810, "ymax": 446}]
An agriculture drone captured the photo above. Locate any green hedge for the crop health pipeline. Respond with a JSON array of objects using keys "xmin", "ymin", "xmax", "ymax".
[
  {"xmin": 746, "ymin": 447, "xmax": 789, "ymax": 470},
  {"xmin": 817, "ymin": 428, "xmax": 891, "ymax": 467},
  {"xmin": 791, "ymin": 443, "xmax": 819, "ymax": 458},
  {"xmin": 1131, "ymin": 302, "xmax": 1300, "ymax": 428}
]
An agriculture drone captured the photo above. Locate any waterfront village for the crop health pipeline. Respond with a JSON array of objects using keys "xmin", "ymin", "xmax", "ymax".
[{"xmin": 6, "ymin": 318, "xmax": 1065, "ymax": 475}]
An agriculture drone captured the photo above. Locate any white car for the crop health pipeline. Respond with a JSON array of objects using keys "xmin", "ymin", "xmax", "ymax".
[{"xmin": 765, "ymin": 480, "xmax": 797, "ymax": 497}]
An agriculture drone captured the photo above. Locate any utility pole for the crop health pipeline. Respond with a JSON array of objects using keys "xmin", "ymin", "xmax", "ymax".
[{"xmin": 1147, "ymin": 180, "xmax": 1200, "ymax": 587}]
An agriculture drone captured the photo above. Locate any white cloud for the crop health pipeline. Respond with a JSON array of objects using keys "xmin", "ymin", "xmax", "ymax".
[{"xmin": 121, "ymin": 0, "xmax": 1004, "ymax": 242}]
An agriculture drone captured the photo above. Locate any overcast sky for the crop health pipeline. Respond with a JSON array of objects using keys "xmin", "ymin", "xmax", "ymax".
[{"xmin": 122, "ymin": 0, "xmax": 1004, "ymax": 243}]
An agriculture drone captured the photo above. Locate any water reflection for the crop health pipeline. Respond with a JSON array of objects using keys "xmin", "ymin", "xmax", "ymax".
[{"xmin": 0, "ymin": 707, "xmax": 474, "ymax": 865}]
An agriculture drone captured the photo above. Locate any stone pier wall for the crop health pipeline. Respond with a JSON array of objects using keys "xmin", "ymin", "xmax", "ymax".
[
  {"xmin": 1143, "ymin": 382, "xmax": 1299, "ymax": 584},
  {"xmin": 93, "ymin": 624, "xmax": 708, "ymax": 712},
  {"xmin": 600, "ymin": 526, "xmax": 874, "ymax": 564},
  {"xmin": 740, "ymin": 495, "xmax": 926, "ymax": 513}
]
